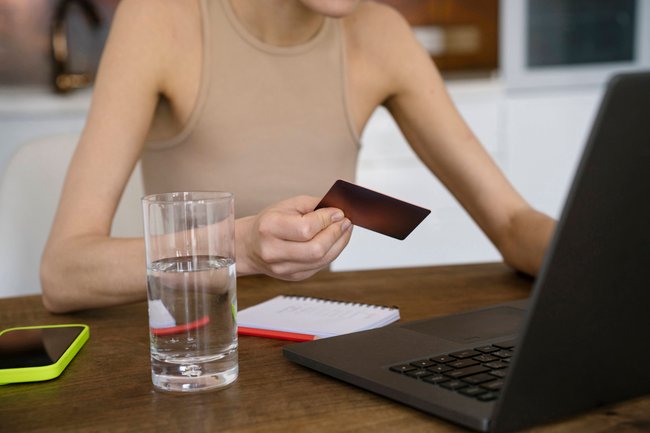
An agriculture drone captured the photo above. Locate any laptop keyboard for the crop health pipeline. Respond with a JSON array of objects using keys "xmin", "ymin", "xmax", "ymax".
[{"xmin": 388, "ymin": 339, "xmax": 516, "ymax": 402}]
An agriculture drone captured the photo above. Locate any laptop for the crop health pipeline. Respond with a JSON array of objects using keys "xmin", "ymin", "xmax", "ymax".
[{"xmin": 283, "ymin": 71, "xmax": 650, "ymax": 433}]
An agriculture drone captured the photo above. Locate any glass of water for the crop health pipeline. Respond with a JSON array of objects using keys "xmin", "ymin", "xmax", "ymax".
[{"xmin": 142, "ymin": 191, "xmax": 238, "ymax": 393}]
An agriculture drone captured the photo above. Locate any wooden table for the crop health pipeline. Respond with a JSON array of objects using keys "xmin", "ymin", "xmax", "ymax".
[{"xmin": 1, "ymin": 263, "xmax": 649, "ymax": 433}]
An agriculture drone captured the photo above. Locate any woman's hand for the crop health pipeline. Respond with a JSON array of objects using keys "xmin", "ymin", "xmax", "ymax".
[{"xmin": 236, "ymin": 195, "xmax": 353, "ymax": 280}]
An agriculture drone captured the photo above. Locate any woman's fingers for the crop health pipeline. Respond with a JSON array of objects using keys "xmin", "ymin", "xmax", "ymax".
[
  {"xmin": 262, "ymin": 221, "xmax": 354, "ymax": 279},
  {"xmin": 240, "ymin": 195, "xmax": 354, "ymax": 280},
  {"xmin": 259, "ymin": 217, "xmax": 352, "ymax": 265},
  {"xmin": 260, "ymin": 197, "xmax": 344, "ymax": 242}
]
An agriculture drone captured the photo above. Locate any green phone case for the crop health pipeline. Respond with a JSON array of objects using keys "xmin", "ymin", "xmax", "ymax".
[{"xmin": 0, "ymin": 324, "xmax": 89, "ymax": 385}]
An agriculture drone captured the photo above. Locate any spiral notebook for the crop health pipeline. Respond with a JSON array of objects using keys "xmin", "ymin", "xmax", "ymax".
[{"xmin": 237, "ymin": 295, "xmax": 400, "ymax": 341}]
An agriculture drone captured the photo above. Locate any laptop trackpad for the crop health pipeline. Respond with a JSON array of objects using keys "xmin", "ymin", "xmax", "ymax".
[{"xmin": 403, "ymin": 306, "xmax": 525, "ymax": 345}]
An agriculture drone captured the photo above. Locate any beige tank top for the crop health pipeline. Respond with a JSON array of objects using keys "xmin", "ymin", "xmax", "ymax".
[{"xmin": 141, "ymin": 0, "xmax": 360, "ymax": 218}]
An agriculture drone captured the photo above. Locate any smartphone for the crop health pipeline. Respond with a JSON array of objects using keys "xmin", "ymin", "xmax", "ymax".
[{"xmin": 0, "ymin": 324, "xmax": 89, "ymax": 385}]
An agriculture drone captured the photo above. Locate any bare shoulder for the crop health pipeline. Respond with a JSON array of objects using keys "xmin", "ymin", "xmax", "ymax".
[
  {"xmin": 98, "ymin": 0, "xmax": 202, "ymax": 102},
  {"xmin": 342, "ymin": 1, "xmax": 419, "ymax": 61},
  {"xmin": 111, "ymin": 0, "xmax": 199, "ymax": 30},
  {"xmin": 344, "ymin": 1, "xmax": 411, "ymax": 30},
  {"xmin": 106, "ymin": 0, "xmax": 200, "ymax": 74},
  {"xmin": 342, "ymin": 1, "xmax": 429, "ymax": 97},
  {"xmin": 341, "ymin": 1, "xmax": 432, "ymax": 110}
]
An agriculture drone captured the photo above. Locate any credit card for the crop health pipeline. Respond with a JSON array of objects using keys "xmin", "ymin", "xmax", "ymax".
[{"xmin": 315, "ymin": 180, "xmax": 430, "ymax": 240}]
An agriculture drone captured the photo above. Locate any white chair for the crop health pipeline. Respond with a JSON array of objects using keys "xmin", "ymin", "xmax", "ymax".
[{"xmin": 0, "ymin": 133, "xmax": 144, "ymax": 298}]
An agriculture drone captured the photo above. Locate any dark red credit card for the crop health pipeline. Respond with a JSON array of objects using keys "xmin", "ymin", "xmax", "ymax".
[{"xmin": 315, "ymin": 179, "xmax": 430, "ymax": 240}]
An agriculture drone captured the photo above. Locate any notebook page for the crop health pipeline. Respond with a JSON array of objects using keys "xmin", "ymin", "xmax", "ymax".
[{"xmin": 237, "ymin": 295, "xmax": 400, "ymax": 338}]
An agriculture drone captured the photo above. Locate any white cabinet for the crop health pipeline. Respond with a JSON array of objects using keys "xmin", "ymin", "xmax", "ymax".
[
  {"xmin": 505, "ymin": 87, "xmax": 605, "ymax": 218},
  {"xmin": 0, "ymin": 88, "xmax": 91, "ymax": 173}
]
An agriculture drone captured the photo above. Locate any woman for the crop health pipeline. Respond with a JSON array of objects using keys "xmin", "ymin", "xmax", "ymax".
[{"xmin": 41, "ymin": 0, "xmax": 555, "ymax": 313}]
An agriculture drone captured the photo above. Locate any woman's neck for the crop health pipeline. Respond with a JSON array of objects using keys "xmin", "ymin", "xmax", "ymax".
[{"xmin": 229, "ymin": 0, "xmax": 325, "ymax": 46}]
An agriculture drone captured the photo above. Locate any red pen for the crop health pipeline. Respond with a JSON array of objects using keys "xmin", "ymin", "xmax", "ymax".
[
  {"xmin": 151, "ymin": 315, "xmax": 211, "ymax": 336},
  {"xmin": 237, "ymin": 326, "xmax": 319, "ymax": 342}
]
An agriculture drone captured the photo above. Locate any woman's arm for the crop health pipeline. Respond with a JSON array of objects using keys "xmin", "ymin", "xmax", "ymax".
[
  {"xmin": 41, "ymin": 0, "xmax": 352, "ymax": 313},
  {"xmin": 40, "ymin": 0, "xmax": 172, "ymax": 312},
  {"xmin": 353, "ymin": 5, "xmax": 555, "ymax": 276}
]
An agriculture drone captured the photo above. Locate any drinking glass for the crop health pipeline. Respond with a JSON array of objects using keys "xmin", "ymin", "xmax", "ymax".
[{"xmin": 142, "ymin": 191, "xmax": 238, "ymax": 392}]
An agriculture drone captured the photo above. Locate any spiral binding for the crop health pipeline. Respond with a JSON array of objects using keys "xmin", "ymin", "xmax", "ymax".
[{"xmin": 282, "ymin": 294, "xmax": 399, "ymax": 311}]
